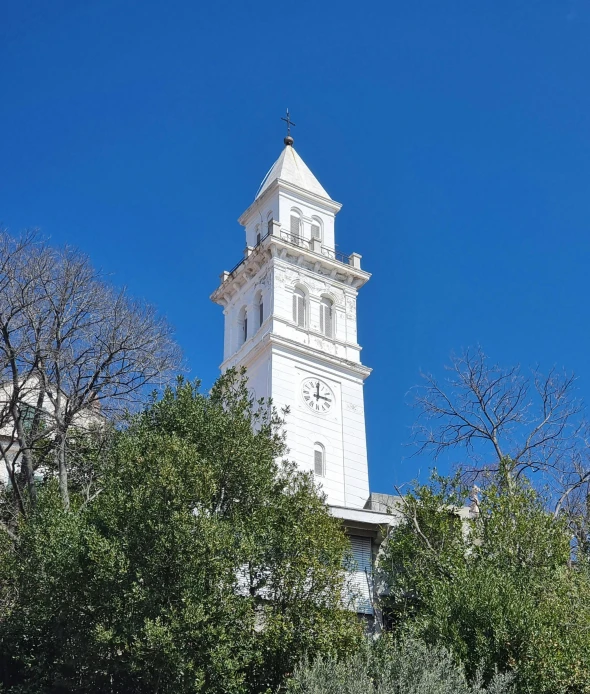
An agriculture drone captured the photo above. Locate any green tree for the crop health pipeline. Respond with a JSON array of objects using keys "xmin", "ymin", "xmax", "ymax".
[
  {"xmin": 379, "ymin": 471, "xmax": 590, "ymax": 693},
  {"xmin": 0, "ymin": 371, "xmax": 360, "ymax": 693}
]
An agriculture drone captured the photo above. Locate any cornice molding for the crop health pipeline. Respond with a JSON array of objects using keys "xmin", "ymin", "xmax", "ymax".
[
  {"xmin": 221, "ymin": 330, "xmax": 371, "ymax": 381},
  {"xmin": 239, "ymin": 178, "xmax": 342, "ymax": 226}
]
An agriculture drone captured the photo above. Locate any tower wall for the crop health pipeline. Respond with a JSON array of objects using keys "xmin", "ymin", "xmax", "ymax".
[{"xmin": 212, "ymin": 142, "xmax": 371, "ymax": 509}]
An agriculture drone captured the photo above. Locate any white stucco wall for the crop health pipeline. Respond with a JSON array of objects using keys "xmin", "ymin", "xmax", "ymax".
[{"xmin": 215, "ymin": 146, "xmax": 370, "ymax": 510}]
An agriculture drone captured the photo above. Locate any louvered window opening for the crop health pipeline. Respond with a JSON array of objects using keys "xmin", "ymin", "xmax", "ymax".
[
  {"xmin": 346, "ymin": 536, "xmax": 373, "ymax": 615},
  {"xmin": 311, "ymin": 224, "xmax": 321, "ymax": 240},
  {"xmin": 293, "ymin": 290, "xmax": 306, "ymax": 328},
  {"xmin": 290, "ymin": 215, "xmax": 301, "ymax": 244},
  {"xmin": 314, "ymin": 446, "xmax": 324, "ymax": 476},
  {"xmin": 319, "ymin": 299, "xmax": 333, "ymax": 338}
]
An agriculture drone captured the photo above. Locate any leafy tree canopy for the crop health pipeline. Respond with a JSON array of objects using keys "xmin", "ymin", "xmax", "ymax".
[
  {"xmin": 379, "ymin": 469, "xmax": 590, "ymax": 694},
  {"xmin": 0, "ymin": 370, "xmax": 360, "ymax": 693}
]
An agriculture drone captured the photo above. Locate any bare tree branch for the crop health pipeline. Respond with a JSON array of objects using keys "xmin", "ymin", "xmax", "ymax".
[
  {"xmin": 411, "ymin": 346, "xmax": 590, "ymax": 548},
  {"xmin": 0, "ymin": 229, "xmax": 183, "ymax": 520}
]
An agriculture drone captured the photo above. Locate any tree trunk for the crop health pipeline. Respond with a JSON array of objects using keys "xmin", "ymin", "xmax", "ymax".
[
  {"xmin": 56, "ymin": 430, "xmax": 69, "ymax": 510},
  {"xmin": 11, "ymin": 405, "xmax": 37, "ymax": 507}
]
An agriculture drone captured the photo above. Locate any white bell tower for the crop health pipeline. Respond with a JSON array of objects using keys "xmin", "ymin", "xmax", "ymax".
[{"xmin": 211, "ymin": 131, "xmax": 371, "ymax": 509}]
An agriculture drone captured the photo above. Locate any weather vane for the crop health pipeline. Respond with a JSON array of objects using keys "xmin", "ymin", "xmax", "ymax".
[{"xmin": 281, "ymin": 108, "xmax": 296, "ymax": 145}]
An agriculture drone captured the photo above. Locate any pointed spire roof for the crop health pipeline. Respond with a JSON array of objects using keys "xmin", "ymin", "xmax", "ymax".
[{"xmin": 255, "ymin": 143, "xmax": 331, "ymax": 200}]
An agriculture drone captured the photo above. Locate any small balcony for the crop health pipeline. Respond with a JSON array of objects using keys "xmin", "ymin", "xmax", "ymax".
[
  {"xmin": 228, "ymin": 228, "xmax": 362, "ymax": 276},
  {"xmin": 275, "ymin": 230, "xmax": 353, "ymax": 264}
]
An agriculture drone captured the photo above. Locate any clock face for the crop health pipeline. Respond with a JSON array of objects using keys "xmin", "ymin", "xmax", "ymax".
[{"xmin": 301, "ymin": 378, "xmax": 334, "ymax": 414}]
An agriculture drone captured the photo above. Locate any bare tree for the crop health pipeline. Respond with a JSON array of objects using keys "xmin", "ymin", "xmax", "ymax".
[
  {"xmin": 412, "ymin": 347, "xmax": 590, "ymax": 505},
  {"xmin": 0, "ymin": 230, "xmax": 182, "ymax": 523}
]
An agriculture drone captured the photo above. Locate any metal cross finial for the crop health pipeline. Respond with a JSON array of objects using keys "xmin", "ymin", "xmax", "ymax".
[{"xmin": 281, "ymin": 108, "xmax": 296, "ymax": 145}]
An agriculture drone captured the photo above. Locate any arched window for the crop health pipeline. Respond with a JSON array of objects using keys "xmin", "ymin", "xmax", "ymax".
[
  {"xmin": 238, "ymin": 306, "xmax": 248, "ymax": 346},
  {"xmin": 311, "ymin": 217, "xmax": 322, "ymax": 242},
  {"xmin": 290, "ymin": 209, "xmax": 302, "ymax": 244},
  {"xmin": 314, "ymin": 443, "xmax": 325, "ymax": 477},
  {"xmin": 319, "ymin": 297, "xmax": 333, "ymax": 338},
  {"xmin": 292, "ymin": 287, "xmax": 306, "ymax": 328},
  {"xmin": 255, "ymin": 224, "xmax": 261, "ymax": 246},
  {"xmin": 267, "ymin": 213, "xmax": 273, "ymax": 236},
  {"xmin": 257, "ymin": 291, "xmax": 264, "ymax": 328}
]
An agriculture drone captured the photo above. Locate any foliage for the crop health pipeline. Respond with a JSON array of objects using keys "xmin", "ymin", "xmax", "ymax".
[
  {"xmin": 379, "ymin": 470, "xmax": 590, "ymax": 693},
  {"xmin": 0, "ymin": 371, "xmax": 360, "ymax": 693},
  {"xmin": 0, "ymin": 228, "xmax": 181, "ymax": 519},
  {"xmin": 288, "ymin": 635, "xmax": 514, "ymax": 694}
]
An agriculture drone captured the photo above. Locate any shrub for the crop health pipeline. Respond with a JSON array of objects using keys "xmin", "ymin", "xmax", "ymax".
[{"xmin": 288, "ymin": 636, "xmax": 514, "ymax": 694}]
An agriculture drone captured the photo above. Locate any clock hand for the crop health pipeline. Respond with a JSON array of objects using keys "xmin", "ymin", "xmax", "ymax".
[{"xmin": 315, "ymin": 382, "xmax": 320, "ymax": 400}]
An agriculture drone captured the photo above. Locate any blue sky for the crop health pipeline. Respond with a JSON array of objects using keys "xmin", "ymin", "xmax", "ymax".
[{"xmin": 2, "ymin": 0, "xmax": 590, "ymax": 493}]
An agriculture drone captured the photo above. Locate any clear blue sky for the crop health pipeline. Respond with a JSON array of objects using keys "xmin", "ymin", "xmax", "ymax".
[{"xmin": 2, "ymin": 0, "xmax": 590, "ymax": 493}]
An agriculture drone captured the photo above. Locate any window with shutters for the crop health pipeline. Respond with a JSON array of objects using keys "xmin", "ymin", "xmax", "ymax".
[
  {"xmin": 346, "ymin": 536, "xmax": 373, "ymax": 615},
  {"xmin": 290, "ymin": 212, "xmax": 301, "ymax": 244},
  {"xmin": 311, "ymin": 217, "xmax": 322, "ymax": 242},
  {"xmin": 313, "ymin": 443, "xmax": 325, "ymax": 476},
  {"xmin": 319, "ymin": 297, "xmax": 333, "ymax": 338},
  {"xmin": 292, "ymin": 287, "xmax": 306, "ymax": 328}
]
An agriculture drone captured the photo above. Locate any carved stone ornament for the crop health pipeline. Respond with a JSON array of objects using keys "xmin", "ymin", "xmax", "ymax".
[{"xmin": 345, "ymin": 401, "xmax": 363, "ymax": 413}]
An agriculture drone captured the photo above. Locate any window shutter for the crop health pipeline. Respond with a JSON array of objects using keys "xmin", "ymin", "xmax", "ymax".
[
  {"xmin": 311, "ymin": 224, "xmax": 320, "ymax": 239},
  {"xmin": 297, "ymin": 295, "xmax": 305, "ymax": 327},
  {"xmin": 290, "ymin": 215, "xmax": 300, "ymax": 239},
  {"xmin": 293, "ymin": 291, "xmax": 305, "ymax": 327},
  {"xmin": 314, "ymin": 449, "xmax": 324, "ymax": 476},
  {"xmin": 320, "ymin": 300, "xmax": 333, "ymax": 337},
  {"xmin": 346, "ymin": 536, "xmax": 373, "ymax": 614}
]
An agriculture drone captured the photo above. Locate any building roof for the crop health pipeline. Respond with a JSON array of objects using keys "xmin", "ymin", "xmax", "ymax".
[{"xmin": 255, "ymin": 144, "xmax": 331, "ymax": 200}]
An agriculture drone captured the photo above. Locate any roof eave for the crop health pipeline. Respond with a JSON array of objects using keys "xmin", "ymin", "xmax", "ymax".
[{"xmin": 238, "ymin": 179, "xmax": 342, "ymax": 226}]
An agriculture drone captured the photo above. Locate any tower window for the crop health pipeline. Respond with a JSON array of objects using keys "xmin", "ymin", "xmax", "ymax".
[
  {"xmin": 314, "ymin": 443, "xmax": 325, "ymax": 476},
  {"xmin": 267, "ymin": 216, "xmax": 273, "ymax": 236},
  {"xmin": 319, "ymin": 297, "xmax": 333, "ymax": 338},
  {"xmin": 290, "ymin": 214, "xmax": 301, "ymax": 244},
  {"xmin": 311, "ymin": 217, "xmax": 322, "ymax": 244},
  {"xmin": 238, "ymin": 306, "xmax": 248, "ymax": 346},
  {"xmin": 292, "ymin": 288, "xmax": 306, "ymax": 328},
  {"xmin": 256, "ymin": 224, "xmax": 261, "ymax": 245},
  {"xmin": 258, "ymin": 294, "xmax": 264, "ymax": 327}
]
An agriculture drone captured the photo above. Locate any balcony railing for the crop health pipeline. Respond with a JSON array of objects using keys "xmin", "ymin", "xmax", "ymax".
[
  {"xmin": 227, "ymin": 229, "xmax": 358, "ymax": 277},
  {"xmin": 278, "ymin": 230, "xmax": 351, "ymax": 265},
  {"xmin": 278, "ymin": 230, "xmax": 312, "ymax": 250}
]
